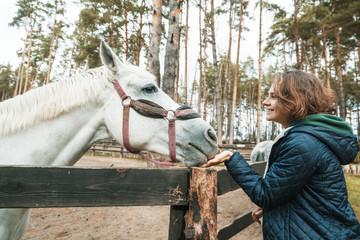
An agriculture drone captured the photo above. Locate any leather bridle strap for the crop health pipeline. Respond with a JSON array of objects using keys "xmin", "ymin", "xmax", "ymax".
[
  {"xmin": 113, "ymin": 80, "xmax": 140, "ymax": 154},
  {"xmin": 112, "ymin": 79, "xmax": 199, "ymax": 166},
  {"xmin": 168, "ymin": 117, "xmax": 176, "ymax": 161},
  {"xmin": 122, "ymin": 104, "xmax": 140, "ymax": 154}
]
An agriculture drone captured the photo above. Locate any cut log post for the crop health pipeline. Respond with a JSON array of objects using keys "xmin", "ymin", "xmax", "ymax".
[{"xmin": 184, "ymin": 167, "xmax": 217, "ymax": 239}]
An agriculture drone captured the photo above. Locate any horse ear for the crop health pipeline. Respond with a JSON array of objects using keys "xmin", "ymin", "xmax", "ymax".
[{"xmin": 100, "ymin": 41, "xmax": 122, "ymax": 74}]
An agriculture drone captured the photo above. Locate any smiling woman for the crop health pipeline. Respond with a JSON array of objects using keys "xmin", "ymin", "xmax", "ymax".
[
  {"xmin": 262, "ymin": 71, "xmax": 337, "ymax": 128},
  {"xmin": 204, "ymin": 70, "xmax": 360, "ymax": 240},
  {"xmin": 269, "ymin": 71, "xmax": 337, "ymax": 124},
  {"xmin": 262, "ymin": 85, "xmax": 290, "ymax": 128}
]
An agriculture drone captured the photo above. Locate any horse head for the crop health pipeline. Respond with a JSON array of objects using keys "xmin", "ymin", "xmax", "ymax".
[{"xmin": 100, "ymin": 42, "xmax": 218, "ymax": 167}]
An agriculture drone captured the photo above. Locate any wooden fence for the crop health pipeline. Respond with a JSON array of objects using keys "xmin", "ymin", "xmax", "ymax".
[
  {"xmin": 0, "ymin": 162, "xmax": 266, "ymax": 239},
  {"xmin": 89, "ymin": 140, "xmax": 254, "ymax": 161}
]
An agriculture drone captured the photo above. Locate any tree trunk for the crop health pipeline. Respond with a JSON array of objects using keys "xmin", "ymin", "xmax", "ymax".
[
  {"xmin": 149, "ymin": 0, "xmax": 163, "ymax": 86},
  {"xmin": 106, "ymin": 0, "xmax": 113, "ymax": 46},
  {"xmin": 124, "ymin": 5, "xmax": 129, "ymax": 60},
  {"xmin": 163, "ymin": 0, "xmax": 181, "ymax": 99},
  {"xmin": 45, "ymin": 16, "xmax": 57, "ymax": 85},
  {"xmin": 183, "ymin": 0, "xmax": 189, "ymax": 104},
  {"xmin": 229, "ymin": 0, "xmax": 243, "ymax": 144},
  {"xmin": 302, "ymin": 41, "xmax": 314, "ymax": 74},
  {"xmin": 136, "ymin": 0, "xmax": 145, "ymax": 66},
  {"xmin": 18, "ymin": 59, "xmax": 26, "ymax": 94},
  {"xmin": 247, "ymin": 77, "xmax": 252, "ymax": 116},
  {"xmin": 202, "ymin": 0, "xmax": 208, "ymax": 120},
  {"xmin": 69, "ymin": 28, "xmax": 85, "ymax": 77},
  {"xmin": 190, "ymin": 69, "xmax": 197, "ymax": 107},
  {"xmin": 236, "ymin": 88, "xmax": 242, "ymax": 138},
  {"xmin": 32, "ymin": 51, "xmax": 45, "ymax": 88},
  {"xmin": 311, "ymin": 41, "xmax": 316, "ymax": 74},
  {"xmin": 321, "ymin": 26, "xmax": 330, "ymax": 88},
  {"xmin": 224, "ymin": 0, "xmax": 233, "ymax": 143},
  {"xmin": 1, "ymin": 90, "xmax": 5, "ymax": 101},
  {"xmin": 197, "ymin": 0, "xmax": 203, "ymax": 113},
  {"xmin": 294, "ymin": 0, "xmax": 300, "ymax": 69},
  {"xmin": 85, "ymin": 54, "xmax": 90, "ymax": 70},
  {"xmin": 14, "ymin": 32, "xmax": 29, "ymax": 97},
  {"xmin": 334, "ymin": 27, "xmax": 346, "ymax": 119},
  {"xmin": 283, "ymin": 40, "xmax": 287, "ymax": 72},
  {"xmin": 210, "ymin": 0, "xmax": 222, "ymax": 144},
  {"xmin": 357, "ymin": 38, "xmax": 360, "ymax": 137},
  {"xmin": 256, "ymin": 0, "xmax": 263, "ymax": 144},
  {"xmin": 23, "ymin": 16, "xmax": 36, "ymax": 93}
]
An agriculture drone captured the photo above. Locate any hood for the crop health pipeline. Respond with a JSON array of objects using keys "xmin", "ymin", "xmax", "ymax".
[{"xmin": 288, "ymin": 114, "xmax": 359, "ymax": 165}]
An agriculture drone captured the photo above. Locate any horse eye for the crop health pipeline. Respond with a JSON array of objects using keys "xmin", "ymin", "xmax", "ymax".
[{"xmin": 142, "ymin": 85, "xmax": 158, "ymax": 94}]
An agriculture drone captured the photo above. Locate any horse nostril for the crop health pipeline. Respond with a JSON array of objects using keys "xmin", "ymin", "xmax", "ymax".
[{"xmin": 207, "ymin": 128, "xmax": 217, "ymax": 142}]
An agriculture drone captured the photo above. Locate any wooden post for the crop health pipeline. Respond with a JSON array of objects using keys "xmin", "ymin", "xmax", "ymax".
[
  {"xmin": 184, "ymin": 168, "xmax": 217, "ymax": 239},
  {"xmin": 169, "ymin": 205, "xmax": 187, "ymax": 240}
]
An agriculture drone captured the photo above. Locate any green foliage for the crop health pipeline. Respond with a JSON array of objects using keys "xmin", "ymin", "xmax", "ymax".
[
  {"xmin": 345, "ymin": 174, "xmax": 360, "ymax": 220},
  {"xmin": 0, "ymin": 64, "xmax": 16, "ymax": 100},
  {"xmin": 9, "ymin": 0, "xmax": 45, "ymax": 28},
  {"xmin": 67, "ymin": 0, "xmax": 151, "ymax": 71},
  {"xmin": 354, "ymin": 152, "xmax": 360, "ymax": 164},
  {"xmin": 3, "ymin": 0, "xmax": 360, "ymax": 141}
]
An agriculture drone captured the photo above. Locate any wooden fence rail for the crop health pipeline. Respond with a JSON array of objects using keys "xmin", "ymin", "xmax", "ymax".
[
  {"xmin": 89, "ymin": 142, "xmax": 253, "ymax": 161},
  {"xmin": 0, "ymin": 162, "xmax": 266, "ymax": 239}
]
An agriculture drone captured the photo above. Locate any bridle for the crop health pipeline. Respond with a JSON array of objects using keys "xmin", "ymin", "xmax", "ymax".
[{"xmin": 112, "ymin": 79, "xmax": 201, "ymax": 166}]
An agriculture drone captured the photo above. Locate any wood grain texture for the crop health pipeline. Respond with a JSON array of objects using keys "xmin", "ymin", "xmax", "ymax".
[
  {"xmin": 0, "ymin": 166, "xmax": 189, "ymax": 207},
  {"xmin": 184, "ymin": 167, "xmax": 217, "ymax": 240}
]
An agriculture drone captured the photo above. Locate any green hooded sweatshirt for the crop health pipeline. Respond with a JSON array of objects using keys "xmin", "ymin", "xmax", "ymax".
[{"xmin": 289, "ymin": 114, "xmax": 353, "ymax": 134}]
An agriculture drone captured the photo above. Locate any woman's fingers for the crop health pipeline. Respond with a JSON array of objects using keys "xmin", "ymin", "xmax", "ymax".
[
  {"xmin": 201, "ymin": 151, "xmax": 233, "ymax": 167},
  {"xmin": 252, "ymin": 207, "xmax": 263, "ymax": 225},
  {"xmin": 201, "ymin": 158, "xmax": 221, "ymax": 167}
]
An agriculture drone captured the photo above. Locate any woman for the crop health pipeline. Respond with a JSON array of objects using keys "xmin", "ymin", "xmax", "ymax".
[{"xmin": 203, "ymin": 70, "xmax": 360, "ymax": 239}]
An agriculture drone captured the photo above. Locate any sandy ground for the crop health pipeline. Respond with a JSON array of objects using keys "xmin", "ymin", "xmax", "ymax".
[{"xmin": 22, "ymin": 155, "xmax": 263, "ymax": 240}]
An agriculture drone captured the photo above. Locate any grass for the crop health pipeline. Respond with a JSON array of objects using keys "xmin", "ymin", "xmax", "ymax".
[{"xmin": 345, "ymin": 174, "xmax": 360, "ymax": 221}]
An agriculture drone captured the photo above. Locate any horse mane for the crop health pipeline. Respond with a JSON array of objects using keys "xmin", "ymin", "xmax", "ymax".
[{"xmin": 0, "ymin": 67, "xmax": 113, "ymax": 136}]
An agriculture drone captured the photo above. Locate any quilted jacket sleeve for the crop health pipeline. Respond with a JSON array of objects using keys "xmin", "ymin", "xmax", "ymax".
[{"xmin": 225, "ymin": 133, "xmax": 320, "ymax": 210}]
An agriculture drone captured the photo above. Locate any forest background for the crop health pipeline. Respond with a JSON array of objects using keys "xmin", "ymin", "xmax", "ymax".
[{"xmin": 0, "ymin": 0, "xmax": 359, "ymax": 146}]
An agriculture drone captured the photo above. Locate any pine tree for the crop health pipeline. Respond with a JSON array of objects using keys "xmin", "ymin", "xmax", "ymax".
[
  {"xmin": 229, "ymin": 0, "xmax": 244, "ymax": 144},
  {"xmin": 149, "ymin": 0, "xmax": 163, "ymax": 86},
  {"xmin": 163, "ymin": 0, "xmax": 181, "ymax": 99}
]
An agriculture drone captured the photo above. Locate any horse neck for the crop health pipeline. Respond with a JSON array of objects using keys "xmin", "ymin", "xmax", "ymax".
[
  {"xmin": 0, "ymin": 101, "xmax": 111, "ymax": 166},
  {"xmin": 49, "ymin": 102, "xmax": 112, "ymax": 166}
]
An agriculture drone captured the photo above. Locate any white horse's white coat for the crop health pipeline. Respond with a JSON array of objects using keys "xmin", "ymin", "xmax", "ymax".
[
  {"xmin": 250, "ymin": 140, "xmax": 274, "ymax": 163},
  {"xmin": 0, "ymin": 42, "xmax": 218, "ymax": 239}
]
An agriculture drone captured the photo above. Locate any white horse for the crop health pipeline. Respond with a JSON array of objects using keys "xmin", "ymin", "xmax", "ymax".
[
  {"xmin": 0, "ymin": 42, "xmax": 218, "ymax": 240},
  {"xmin": 250, "ymin": 140, "xmax": 274, "ymax": 162}
]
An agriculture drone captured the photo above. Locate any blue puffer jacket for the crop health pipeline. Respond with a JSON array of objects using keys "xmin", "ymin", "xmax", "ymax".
[{"xmin": 225, "ymin": 122, "xmax": 360, "ymax": 239}]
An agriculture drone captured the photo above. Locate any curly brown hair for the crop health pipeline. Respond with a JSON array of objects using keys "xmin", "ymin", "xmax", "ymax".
[{"xmin": 272, "ymin": 70, "xmax": 337, "ymax": 122}]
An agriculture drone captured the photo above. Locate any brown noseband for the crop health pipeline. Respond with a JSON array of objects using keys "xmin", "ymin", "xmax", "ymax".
[{"xmin": 112, "ymin": 79, "xmax": 200, "ymax": 166}]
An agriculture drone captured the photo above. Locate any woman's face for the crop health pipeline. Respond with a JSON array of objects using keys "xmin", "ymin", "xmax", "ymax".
[{"xmin": 263, "ymin": 85, "xmax": 290, "ymax": 128}]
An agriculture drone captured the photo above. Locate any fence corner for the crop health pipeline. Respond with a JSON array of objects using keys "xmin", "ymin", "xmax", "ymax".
[{"xmin": 184, "ymin": 167, "xmax": 217, "ymax": 239}]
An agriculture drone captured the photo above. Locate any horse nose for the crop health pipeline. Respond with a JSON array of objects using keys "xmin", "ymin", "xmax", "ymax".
[{"xmin": 205, "ymin": 128, "xmax": 217, "ymax": 143}]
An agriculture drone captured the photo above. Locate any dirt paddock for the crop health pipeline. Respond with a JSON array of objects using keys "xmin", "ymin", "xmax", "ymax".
[{"xmin": 22, "ymin": 155, "xmax": 263, "ymax": 240}]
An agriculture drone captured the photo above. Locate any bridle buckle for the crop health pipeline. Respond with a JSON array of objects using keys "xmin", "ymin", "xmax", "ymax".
[
  {"xmin": 165, "ymin": 110, "xmax": 176, "ymax": 121},
  {"xmin": 121, "ymin": 96, "xmax": 131, "ymax": 107}
]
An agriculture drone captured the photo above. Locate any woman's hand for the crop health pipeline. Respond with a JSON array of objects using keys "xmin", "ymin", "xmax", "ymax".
[
  {"xmin": 252, "ymin": 206, "xmax": 263, "ymax": 225},
  {"xmin": 202, "ymin": 150, "xmax": 233, "ymax": 167}
]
